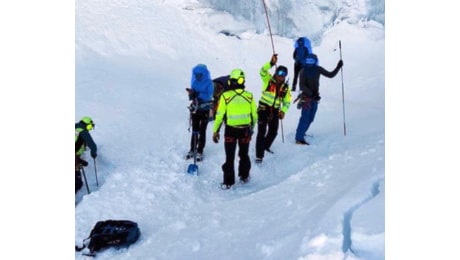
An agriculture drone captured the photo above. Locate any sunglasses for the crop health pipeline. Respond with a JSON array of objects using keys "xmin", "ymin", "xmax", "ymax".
[{"xmin": 277, "ymin": 70, "xmax": 287, "ymax": 77}]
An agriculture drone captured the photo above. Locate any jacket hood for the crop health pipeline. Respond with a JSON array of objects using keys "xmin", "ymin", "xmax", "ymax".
[{"xmin": 191, "ymin": 64, "xmax": 211, "ymax": 84}]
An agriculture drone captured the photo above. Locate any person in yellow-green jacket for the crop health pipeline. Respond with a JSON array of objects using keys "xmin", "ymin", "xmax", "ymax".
[
  {"xmin": 255, "ymin": 54, "xmax": 292, "ymax": 163},
  {"xmin": 212, "ymin": 69, "xmax": 258, "ymax": 189},
  {"xmin": 75, "ymin": 116, "xmax": 97, "ymax": 194}
]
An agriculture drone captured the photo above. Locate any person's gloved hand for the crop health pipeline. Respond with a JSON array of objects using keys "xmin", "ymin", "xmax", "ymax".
[
  {"xmin": 270, "ymin": 54, "xmax": 278, "ymax": 66},
  {"xmin": 80, "ymin": 158, "xmax": 88, "ymax": 167},
  {"xmin": 337, "ymin": 60, "xmax": 343, "ymax": 69},
  {"xmin": 213, "ymin": 132, "xmax": 220, "ymax": 143},
  {"xmin": 91, "ymin": 152, "xmax": 97, "ymax": 159},
  {"xmin": 278, "ymin": 111, "xmax": 285, "ymax": 120},
  {"xmin": 186, "ymin": 88, "xmax": 197, "ymax": 100}
]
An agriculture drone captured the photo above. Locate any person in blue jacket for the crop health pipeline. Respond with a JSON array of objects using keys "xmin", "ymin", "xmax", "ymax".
[
  {"xmin": 292, "ymin": 37, "xmax": 313, "ymax": 91},
  {"xmin": 185, "ymin": 64, "xmax": 214, "ymax": 161}
]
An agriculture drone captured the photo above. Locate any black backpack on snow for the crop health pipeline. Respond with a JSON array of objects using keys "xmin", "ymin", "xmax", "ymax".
[{"xmin": 75, "ymin": 220, "xmax": 141, "ymax": 256}]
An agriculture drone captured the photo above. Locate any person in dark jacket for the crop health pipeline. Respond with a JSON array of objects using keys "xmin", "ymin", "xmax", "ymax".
[
  {"xmin": 185, "ymin": 64, "xmax": 214, "ymax": 161},
  {"xmin": 294, "ymin": 54, "xmax": 343, "ymax": 144},
  {"xmin": 75, "ymin": 116, "xmax": 97, "ymax": 193}
]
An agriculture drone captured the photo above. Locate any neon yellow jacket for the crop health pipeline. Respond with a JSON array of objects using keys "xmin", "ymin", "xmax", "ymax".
[
  {"xmin": 259, "ymin": 62, "xmax": 292, "ymax": 113},
  {"xmin": 213, "ymin": 88, "xmax": 258, "ymax": 132}
]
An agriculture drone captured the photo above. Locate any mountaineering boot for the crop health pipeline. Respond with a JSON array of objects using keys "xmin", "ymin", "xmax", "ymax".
[
  {"xmin": 220, "ymin": 183, "xmax": 232, "ymax": 190},
  {"xmin": 185, "ymin": 151, "xmax": 194, "ymax": 160},
  {"xmin": 255, "ymin": 158, "xmax": 263, "ymax": 164},
  {"xmin": 295, "ymin": 140, "xmax": 310, "ymax": 145},
  {"xmin": 196, "ymin": 153, "xmax": 203, "ymax": 162}
]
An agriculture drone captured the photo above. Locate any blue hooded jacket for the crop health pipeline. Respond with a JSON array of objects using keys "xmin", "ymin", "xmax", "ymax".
[
  {"xmin": 293, "ymin": 37, "xmax": 319, "ymax": 66},
  {"xmin": 190, "ymin": 64, "xmax": 214, "ymax": 110},
  {"xmin": 294, "ymin": 37, "xmax": 312, "ymax": 52}
]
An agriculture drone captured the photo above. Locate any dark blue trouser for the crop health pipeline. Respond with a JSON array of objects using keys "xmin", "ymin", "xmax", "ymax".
[{"xmin": 295, "ymin": 100, "xmax": 318, "ymax": 141}]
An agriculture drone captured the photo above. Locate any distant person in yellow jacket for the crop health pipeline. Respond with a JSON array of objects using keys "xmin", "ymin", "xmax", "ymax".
[
  {"xmin": 75, "ymin": 116, "xmax": 97, "ymax": 194},
  {"xmin": 212, "ymin": 69, "xmax": 258, "ymax": 189},
  {"xmin": 255, "ymin": 54, "xmax": 292, "ymax": 163}
]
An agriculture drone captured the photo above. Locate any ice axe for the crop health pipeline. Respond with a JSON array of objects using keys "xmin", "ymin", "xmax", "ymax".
[
  {"xmin": 187, "ymin": 131, "xmax": 199, "ymax": 175},
  {"xmin": 339, "ymin": 40, "xmax": 347, "ymax": 136},
  {"xmin": 80, "ymin": 167, "xmax": 91, "ymax": 194}
]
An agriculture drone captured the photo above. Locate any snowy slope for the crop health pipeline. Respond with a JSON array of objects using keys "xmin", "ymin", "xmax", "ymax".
[{"xmin": 75, "ymin": 0, "xmax": 384, "ymax": 259}]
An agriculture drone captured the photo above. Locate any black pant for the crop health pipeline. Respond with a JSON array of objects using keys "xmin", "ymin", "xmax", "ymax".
[
  {"xmin": 255, "ymin": 105, "xmax": 279, "ymax": 159},
  {"xmin": 292, "ymin": 62, "xmax": 302, "ymax": 90},
  {"xmin": 75, "ymin": 170, "xmax": 83, "ymax": 194},
  {"xmin": 190, "ymin": 110, "xmax": 209, "ymax": 154},
  {"xmin": 222, "ymin": 126, "xmax": 252, "ymax": 186}
]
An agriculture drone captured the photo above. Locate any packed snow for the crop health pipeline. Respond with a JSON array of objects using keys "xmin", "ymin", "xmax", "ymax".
[{"xmin": 3, "ymin": 0, "xmax": 389, "ymax": 259}]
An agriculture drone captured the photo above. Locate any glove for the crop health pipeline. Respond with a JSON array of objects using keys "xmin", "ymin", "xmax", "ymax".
[
  {"xmin": 278, "ymin": 111, "xmax": 285, "ymax": 120},
  {"xmin": 337, "ymin": 60, "xmax": 343, "ymax": 69},
  {"xmin": 80, "ymin": 159, "xmax": 89, "ymax": 167},
  {"xmin": 270, "ymin": 54, "xmax": 278, "ymax": 66},
  {"xmin": 213, "ymin": 132, "xmax": 220, "ymax": 143},
  {"xmin": 91, "ymin": 152, "xmax": 97, "ymax": 159},
  {"xmin": 186, "ymin": 88, "xmax": 197, "ymax": 100}
]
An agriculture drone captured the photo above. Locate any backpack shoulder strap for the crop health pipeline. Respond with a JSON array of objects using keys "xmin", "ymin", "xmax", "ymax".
[
  {"xmin": 75, "ymin": 236, "xmax": 91, "ymax": 252},
  {"xmin": 224, "ymin": 90, "xmax": 252, "ymax": 105}
]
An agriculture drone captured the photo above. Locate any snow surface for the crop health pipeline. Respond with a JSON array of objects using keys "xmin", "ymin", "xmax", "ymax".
[
  {"xmin": 2, "ymin": 0, "xmax": 392, "ymax": 259},
  {"xmin": 73, "ymin": 1, "xmax": 384, "ymax": 259}
]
